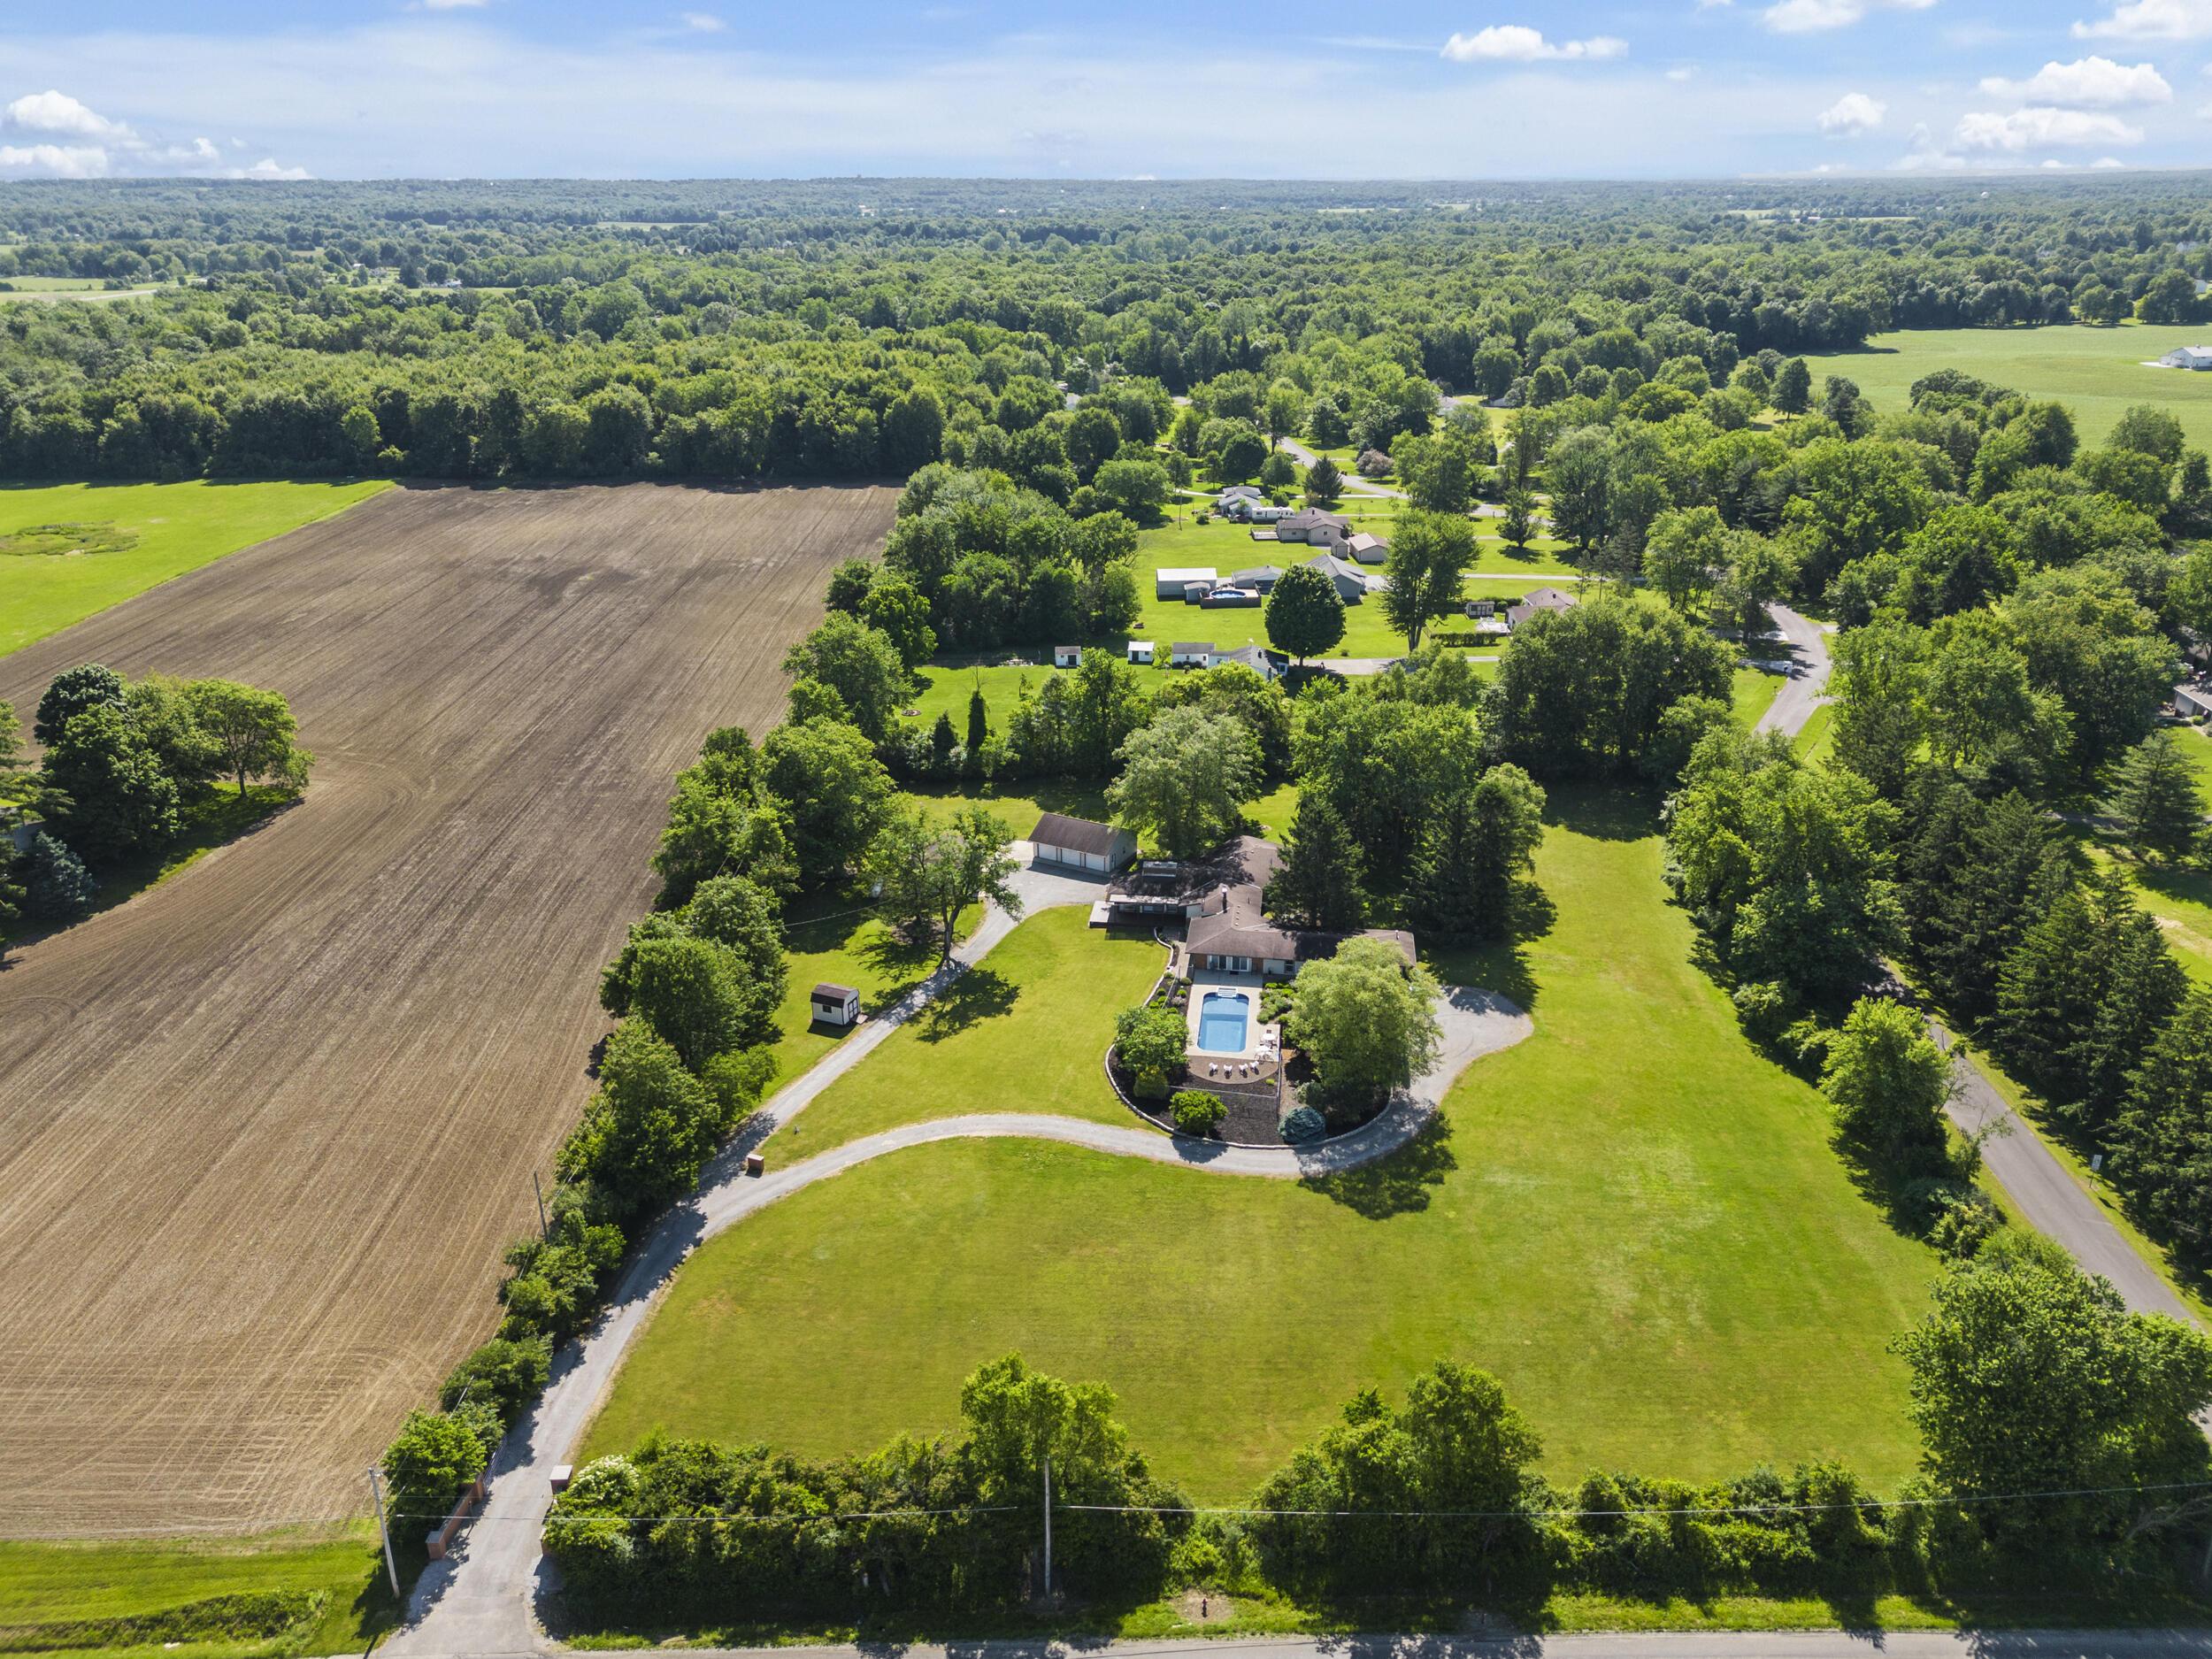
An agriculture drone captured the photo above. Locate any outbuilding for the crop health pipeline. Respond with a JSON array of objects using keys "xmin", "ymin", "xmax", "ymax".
[
  {"xmin": 810, "ymin": 983, "xmax": 862, "ymax": 1027},
  {"xmin": 1127, "ymin": 639, "xmax": 1156, "ymax": 665},
  {"xmin": 1028, "ymin": 811, "xmax": 1139, "ymax": 874},
  {"xmin": 2162, "ymin": 346, "xmax": 2212, "ymax": 371},
  {"xmin": 1053, "ymin": 644, "xmax": 1082, "ymax": 668},
  {"xmin": 1171, "ymin": 641, "xmax": 1215, "ymax": 667},
  {"xmin": 1156, "ymin": 565, "xmax": 1217, "ymax": 599}
]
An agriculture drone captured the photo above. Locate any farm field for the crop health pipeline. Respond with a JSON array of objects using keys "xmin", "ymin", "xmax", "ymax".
[
  {"xmin": 580, "ymin": 793, "xmax": 1938, "ymax": 1500},
  {"xmin": 1801, "ymin": 322, "xmax": 2212, "ymax": 452},
  {"xmin": 0, "ymin": 480, "xmax": 896, "ymax": 1536},
  {"xmin": 0, "ymin": 478, "xmax": 390, "ymax": 658}
]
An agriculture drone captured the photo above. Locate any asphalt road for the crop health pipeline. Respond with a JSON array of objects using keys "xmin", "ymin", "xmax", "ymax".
[
  {"xmin": 677, "ymin": 1636, "xmax": 2212, "ymax": 1659},
  {"xmin": 1754, "ymin": 603, "xmax": 1834, "ymax": 741}
]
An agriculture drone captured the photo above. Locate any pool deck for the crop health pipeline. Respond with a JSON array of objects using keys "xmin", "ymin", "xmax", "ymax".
[{"xmin": 1184, "ymin": 968, "xmax": 1280, "ymax": 1082}]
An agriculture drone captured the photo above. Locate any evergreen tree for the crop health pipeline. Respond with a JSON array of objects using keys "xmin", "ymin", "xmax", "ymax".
[
  {"xmin": 17, "ymin": 831, "xmax": 96, "ymax": 922},
  {"xmin": 1996, "ymin": 867, "xmax": 2185, "ymax": 1134},
  {"xmin": 1266, "ymin": 791, "xmax": 1367, "ymax": 934},
  {"xmin": 931, "ymin": 710, "xmax": 958, "ymax": 769},
  {"xmin": 964, "ymin": 683, "xmax": 989, "ymax": 773},
  {"xmin": 2110, "ymin": 988, "xmax": 2212, "ymax": 1263},
  {"xmin": 2102, "ymin": 729, "xmax": 2202, "ymax": 864},
  {"xmin": 1901, "ymin": 780, "xmax": 2061, "ymax": 1023},
  {"xmin": 1303, "ymin": 454, "xmax": 1343, "ymax": 504},
  {"xmin": 0, "ymin": 848, "xmax": 21, "ymax": 962},
  {"xmin": 1500, "ymin": 487, "xmax": 1535, "ymax": 552},
  {"xmin": 1408, "ymin": 767, "xmax": 1547, "ymax": 943},
  {"xmin": 1772, "ymin": 357, "xmax": 1812, "ymax": 416}
]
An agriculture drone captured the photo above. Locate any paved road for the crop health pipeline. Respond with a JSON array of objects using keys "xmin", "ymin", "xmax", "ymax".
[
  {"xmin": 391, "ymin": 880, "xmax": 1530, "ymax": 1658},
  {"xmin": 676, "ymin": 1636, "xmax": 2212, "ymax": 1659},
  {"xmin": 1934, "ymin": 1026, "xmax": 2194, "ymax": 1323},
  {"xmin": 1277, "ymin": 434, "xmax": 1403, "ymax": 499},
  {"xmin": 1753, "ymin": 603, "xmax": 1835, "ymax": 741}
]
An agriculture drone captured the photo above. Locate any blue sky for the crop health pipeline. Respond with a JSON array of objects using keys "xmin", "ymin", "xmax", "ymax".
[{"xmin": 1, "ymin": 0, "xmax": 2208, "ymax": 180}]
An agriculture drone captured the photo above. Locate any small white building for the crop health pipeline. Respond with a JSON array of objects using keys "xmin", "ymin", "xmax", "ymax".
[
  {"xmin": 2176, "ymin": 683, "xmax": 2212, "ymax": 722},
  {"xmin": 1156, "ymin": 565, "xmax": 1217, "ymax": 599},
  {"xmin": 2162, "ymin": 345, "xmax": 2212, "ymax": 371},
  {"xmin": 1053, "ymin": 644, "xmax": 1082, "ymax": 668},
  {"xmin": 1171, "ymin": 640, "xmax": 1215, "ymax": 668},
  {"xmin": 1126, "ymin": 640, "xmax": 1156, "ymax": 665},
  {"xmin": 1029, "ymin": 812, "xmax": 1138, "ymax": 873},
  {"xmin": 810, "ymin": 982, "xmax": 862, "ymax": 1027}
]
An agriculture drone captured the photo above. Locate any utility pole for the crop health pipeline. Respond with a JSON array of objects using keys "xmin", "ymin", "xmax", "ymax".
[
  {"xmin": 533, "ymin": 1171, "xmax": 549, "ymax": 1240},
  {"xmin": 367, "ymin": 1468, "xmax": 401, "ymax": 1600},
  {"xmin": 1041, "ymin": 1454, "xmax": 1054, "ymax": 1602}
]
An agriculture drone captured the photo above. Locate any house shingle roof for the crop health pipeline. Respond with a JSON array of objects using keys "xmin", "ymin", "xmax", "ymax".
[{"xmin": 1029, "ymin": 812, "xmax": 1128, "ymax": 859}]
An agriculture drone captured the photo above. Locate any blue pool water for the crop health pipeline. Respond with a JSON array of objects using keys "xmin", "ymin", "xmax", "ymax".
[{"xmin": 1195, "ymin": 991, "xmax": 1250, "ymax": 1054}]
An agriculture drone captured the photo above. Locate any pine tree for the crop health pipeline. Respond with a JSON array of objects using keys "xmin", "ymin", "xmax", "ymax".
[
  {"xmin": 964, "ymin": 683, "xmax": 989, "ymax": 771},
  {"xmin": 1996, "ymin": 867, "xmax": 2185, "ymax": 1134},
  {"xmin": 2111, "ymin": 988, "xmax": 2212, "ymax": 1263},
  {"xmin": 1267, "ymin": 791, "xmax": 1367, "ymax": 934},
  {"xmin": 17, "ymin": 831, "xmax": 97, "ymax": 923},
  {"xmin": 1409, "ymin": 768, "xmax": 1547, "ymax": 944},
  {"xmin": 1903, "ymin": 781, "xmax": 2060, "ymax": 1023},
  {"xmin": 930, "ymin": 710, "xmax": 957, "ymax": 769},
  {"xmin": 2103, "ymin": 729, "xmax": 2202, "ymax": 865}
]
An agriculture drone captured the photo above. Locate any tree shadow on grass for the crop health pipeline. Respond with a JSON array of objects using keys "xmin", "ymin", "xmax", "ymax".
[
  {"xmin": 1542, "ymin": 781, "xmax": 1663, "ymax": 842},
  {"xmin": 1302, "ymin": 1110, "xmax": 1459, "ymax": 1219},
  {"xmin": 1419, "ymin": 880, "xmax": 1554, "ymax": 1013},
  {"xmin": 910, "ymin": 964, "xmax": 1018, "ymax": 1043}
]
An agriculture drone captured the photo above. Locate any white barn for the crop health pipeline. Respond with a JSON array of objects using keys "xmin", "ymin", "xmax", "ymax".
[{"xmin": 1028, "ymin": 812, "xmax": 1138, "ymax": 873}]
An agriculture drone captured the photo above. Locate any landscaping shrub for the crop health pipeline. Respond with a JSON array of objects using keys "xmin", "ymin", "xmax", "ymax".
[
  {"xmin": 1280, "ymin": 1104, "xmax": 1325, "ymax": 1143},
  {"xmin": 1170, "ymin": 1088, "xmax": 1225, "ymax": 1138}
]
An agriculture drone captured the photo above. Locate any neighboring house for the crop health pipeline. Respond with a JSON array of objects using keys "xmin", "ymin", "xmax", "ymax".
[
  {"xmin": 1029, "ymin": 811, "xmax": 1139, "ymax": 874},
  {"xmin": 2176, "ymin": 682, "xmax": 2212, "ymax": 722},
  {"xmin": 1102, "ymin": 836, "xmax": 1281, "ymax": 925},
  {"xmin": 1127, "ymin": 640, "xmax": 1156, "ymax": 665},
  {"xmin": 1274, "ymin": 508, "xmax": 1354, "ymax": 546},
  {"xmin": 2162, "ymin": 346, "xmax": 2212, "ymax": 371},
  {"xmin": 1212, "ymin": 644, "xmax": 1283, "ymax": 681},
  {"xmin": 1346, "ymin": 531, "xmax": 1389, "ymax": 565},
  {"xmin": 1505, "ymin": 586, "xmax": 1578, "ymax": 630},
  {"xmin": 1230, "ymin": 564, "xmax": 1282, "ymax": 592},
  {"xmin": 1053, "ymin": 644, "xmax": 1082, "ymax": 668},
  {"xmin": 1156, "ymin": 565, "xmax": 1217, "ymax": 599},
  {"xmin": 810, "ymin": 983, "xmax": 862, "ymax": 1027},
  {"xmin": 1303, "ymin": 551, "xmax": 1384, "ymax": 603},
  {"xmin": 1170, "ymin": 641, "xmax": 1214, "ymax": 667},
  {"xmin": 1215, "ymin": 485, "xmax": 1264, "ymax": 511}
]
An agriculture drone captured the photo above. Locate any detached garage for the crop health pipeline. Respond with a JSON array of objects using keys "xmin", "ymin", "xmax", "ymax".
[{"xmin": 1028, "ymin": 811, "xmax": 1138, "ymax": 874}]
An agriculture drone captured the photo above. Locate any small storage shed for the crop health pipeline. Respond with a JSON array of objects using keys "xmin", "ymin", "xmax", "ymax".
[
  {"xmin": 1127, "ymin": 640, "xmax": 1156, "ymax": 665},
  {"xmin": 1029, "ymin": 812, "xmax": 1139, "ymax": 873},
  {"xmin": 1053, "ymin": 644, "xmax": 1082, "ymax": 668},
  {"xmin": 810, "ymin": 982, "xmax": 862, "ymax": 1027}
]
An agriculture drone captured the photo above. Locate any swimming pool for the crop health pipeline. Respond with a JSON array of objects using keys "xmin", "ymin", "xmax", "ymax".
[{"xmin": 1194, "ymin": 990, "xmax": 1251, "ymax": 1054}]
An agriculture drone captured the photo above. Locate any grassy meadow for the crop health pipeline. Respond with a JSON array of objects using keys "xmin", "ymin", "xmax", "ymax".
[
  {"xmin": 1801, "ymin": 322, "xmax": 2212, "ymax": 452},
  {"xmin": 580, "ymin": 791, "xmax": 1938, "ymax": 1500},
  {"xmin": 0, "ymin": 478, "xmax": 389, "ymax": 658}
]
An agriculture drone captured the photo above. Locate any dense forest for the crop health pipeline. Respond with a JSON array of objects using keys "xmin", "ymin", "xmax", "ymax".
[{"xmin": 6, "ymin": 175, "xmax": 2212, "ymax": 482}]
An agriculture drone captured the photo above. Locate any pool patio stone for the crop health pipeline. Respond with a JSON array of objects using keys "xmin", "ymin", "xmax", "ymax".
[{"xmin": 1184, "ymin": 965, "xmax": 1280, "ymax": 1077}]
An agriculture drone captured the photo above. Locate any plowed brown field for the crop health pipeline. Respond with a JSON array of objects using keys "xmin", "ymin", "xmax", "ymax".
[{"xmin": 0, "ymin": 481, "xmax": 895, "ymax": 1535}]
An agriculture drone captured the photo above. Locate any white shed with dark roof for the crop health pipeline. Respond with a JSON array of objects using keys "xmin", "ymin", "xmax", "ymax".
[
  {"xmin": 810, "ymin": 982, "xmax": 862, "ymax": 1026},
  {"xmin": 1028, "ymin": 812, "xmax": 1138, "ymax": 873}
]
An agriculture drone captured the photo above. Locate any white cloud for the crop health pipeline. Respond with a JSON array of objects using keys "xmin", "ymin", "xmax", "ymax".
[
  {"xmin": 1666, "ymin": 64, "xmax": 1700, "ymax": 80},
  {"xmin": 2073, "ymin": 0, "xmax": 2212, "ymax": 38},
  {"xmin": 680, "ymin": 11, "xmax": 726, "ymax": 30},
  {"xmin": 1763, "ymin": 0, "xmax": 1935, "ymax": 33},
  {"xmin": 1978, "ymin": 56, "xmax": 2172, "ymax": 104},
  {"xmin": 1440, "ymin": 25, "xmax": 1628, "ymax": 61},
  {"xmin": 0, "ymin": 142, "xmax": 109, "ymax": 178},
  {"xmin": 1818, "ymin": 90, "xmax": 1887, "ymax": 132},
  {"xmin": 1955, "ymin": 104, "xmax": 2146, "ymax": 147},
  {"xmin": 4, "ymin": 89, "xmax": 130, "ymax": 139},
  {"xmin": 0, "ymin": 88, "xmax": 306, "ymax": 179}
]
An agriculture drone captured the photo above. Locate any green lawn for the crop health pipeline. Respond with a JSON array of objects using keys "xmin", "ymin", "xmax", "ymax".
[
  {"xmin": 763, "ymin": 887, "xmax": 968, "ymax": 1087},
  {"xmin": 1801, "ymin": 322, "xmax": 2212, "ymax": 453},
  {"xmin": 0, "ymin": 1526, "xmax": 394, "ymax": 1659},
  {"xmin": 580, "ymin": 792, "xmax": 1937, "ymax": 1501},
  {"xmin": 765, "ymin": 906, "xmax": 1165, "ymax": 1158},
  {"xmin": 0, "ymin": 479, "xmax": 390, "ymax": 658},
  {"xmin": 1732, "ymin": 664, "xmax": 1788, "ymax": 731}
]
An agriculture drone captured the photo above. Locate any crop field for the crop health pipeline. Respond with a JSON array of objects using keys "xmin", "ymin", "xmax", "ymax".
[
  {"xmin": 0, "ymin": 478, "xmax": 391, "ymax": 659},
  {"xmin": 581, "ymin": 795, "xmax": 1938, "ymax": 1499},
  {"xmin": 0, "ymin": 480, "xmax": 896, "ymax": 1536},
  {"xmin": 1801, "ymin": 323, "xmax": 2212, "ymax": 452}
]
